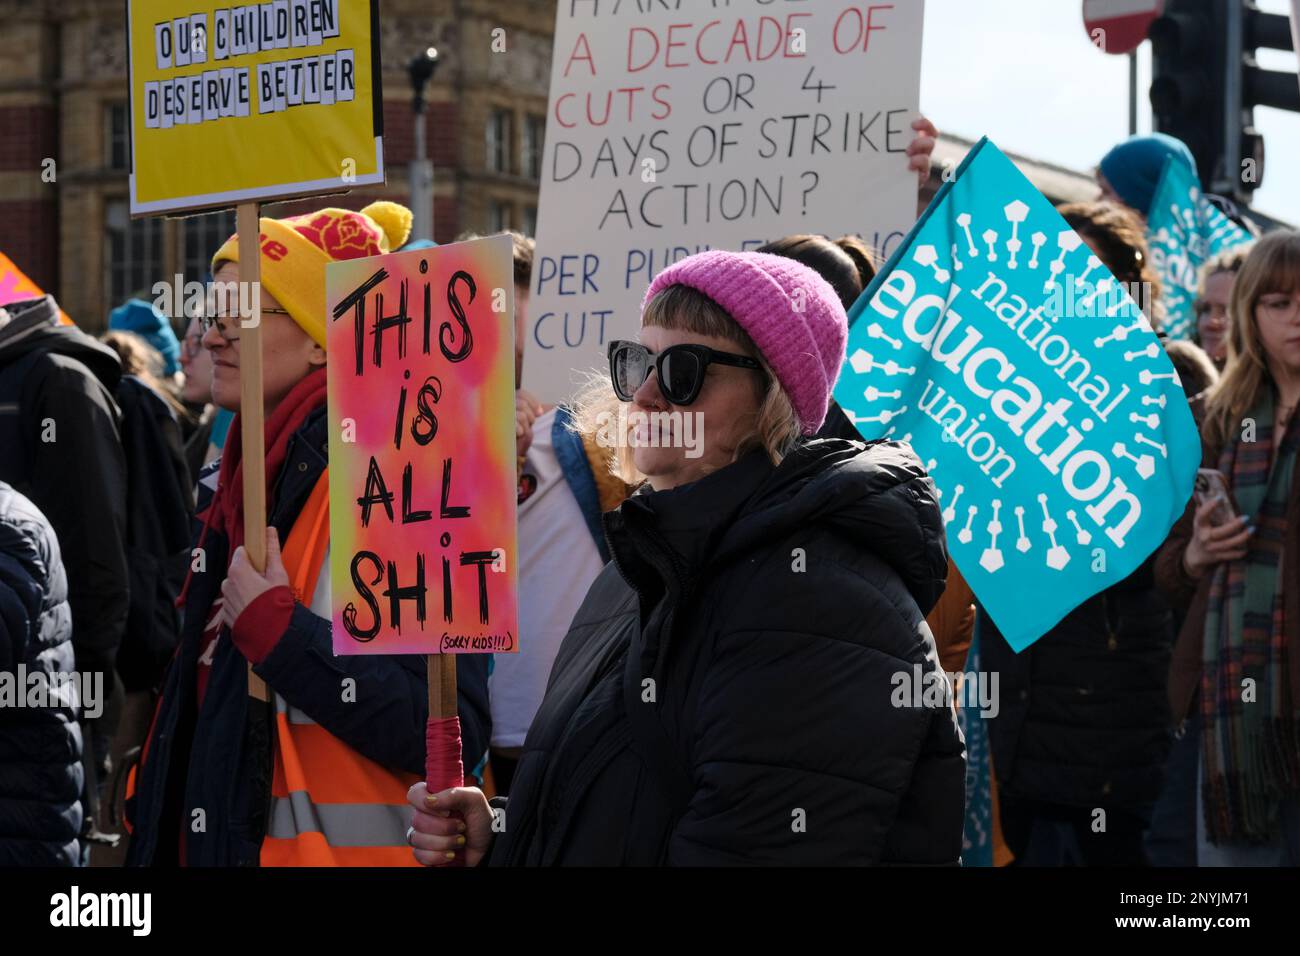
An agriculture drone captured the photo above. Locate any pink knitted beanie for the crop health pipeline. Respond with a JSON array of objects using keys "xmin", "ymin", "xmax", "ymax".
[{"xmin": 642, "ymin": 250, "xmax": 848, "ymax": 435}]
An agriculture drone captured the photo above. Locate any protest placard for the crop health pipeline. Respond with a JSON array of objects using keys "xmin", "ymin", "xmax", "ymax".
[
  {"xmin": 126, "ymin": 0, "xmax": 383, "ymax": 215},
  {"xmin": 0, "ymin": 252, "xmax": 72, "ymax": 325},
  {"xmin": 126, "ymin": 3, "xmax": 387, "ymax": 704},
  {"xmin": 834, "ymin": 138, "xmax": 1201, "ymax": 650},
  {"xmin": 326, "ymin": 235, "xmax": 519, "ymax": 657},
  {"xmin": 524, "ymin": 0, "xmax": 925, "ymax": 400},
  {"xmin": 1146, "ymin": 155, "xmax": 1253, "ymax": 341}
]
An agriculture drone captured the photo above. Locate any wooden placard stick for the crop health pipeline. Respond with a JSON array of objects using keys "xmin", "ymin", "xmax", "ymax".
[
  {"xmin": 427, "ymin": 655, "xmax": 458, "ymax": 723},
  {"xmin": 237, "ymin": 201, "xmax": 270, "ymax": 703}
]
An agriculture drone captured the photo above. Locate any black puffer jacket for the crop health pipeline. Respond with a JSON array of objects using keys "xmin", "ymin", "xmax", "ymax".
[
  {"xmin": 980, "ymin": 558, "xmax": 1175, "ymax": 816},
  {"xmin": 113, "ymin": 376, "xmax": 192, "ymax": 693},
  {"xmin": 0, "ymin": 482, "xmax": 83, "ymax": 866},
  {"xmin": 0, "ymin": 296, "xmax": 129, "ymax": 720},
  {"xmin": 489, "ymin": 439, "xmax": 965, "ymax": 865}
]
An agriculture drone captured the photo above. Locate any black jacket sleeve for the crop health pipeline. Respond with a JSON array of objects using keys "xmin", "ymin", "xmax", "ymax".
[{"xmin": 29, "ymin": 364, "xmax": 129, "ymax": 685}]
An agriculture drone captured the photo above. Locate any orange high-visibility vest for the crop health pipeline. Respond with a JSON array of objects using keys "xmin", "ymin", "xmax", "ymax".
[{"xmin": 259, "ymin": 470, "xmax": 421, "ymax": 867}]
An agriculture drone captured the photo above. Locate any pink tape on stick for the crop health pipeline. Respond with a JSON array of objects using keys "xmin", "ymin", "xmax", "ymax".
[
  {"xmin": 425, "ymin": 715, "xmax": 465, "ymax": 791},
  {"xmin": 425, "ymin": 715, "xmax": 465, "ymax": 867}
]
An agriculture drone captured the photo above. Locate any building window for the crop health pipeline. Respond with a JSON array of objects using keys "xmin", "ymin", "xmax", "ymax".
[
  {"xmin": 105, "ymin": 199, "xmax": 164, "ymax": 308},
  {"xmin": 490, "ymin": 201, "xmax": 513, "ymax": 233},
  {"xmin": 522, "ymin": 114, "xmax": 545, "ymax": 180},
  {"xmin": 523, "ymin": 206, "xmax": 538, "ymax": 237},
  {"xmin": 107, "ymin": 103, "xmax": 130, "ymax": 171},
  {"xmin": 183, "ymin": 210, "xmax": 238, "ymax": 292},
  {"xmin": 486, "ymin": 109, "xmax": 512, "ymax": 174}
]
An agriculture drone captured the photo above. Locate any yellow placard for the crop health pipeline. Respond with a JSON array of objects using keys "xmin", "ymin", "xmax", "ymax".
[{"xmin": 127, "ymin": 0, "xmax": 383, "ymax": 215}]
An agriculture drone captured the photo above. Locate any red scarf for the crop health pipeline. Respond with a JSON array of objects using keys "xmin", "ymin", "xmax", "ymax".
[
  {"xmin": 211, "ymin": 367, "xmax": 329, "ymax": 558},
  {"xmin": 179, "ymin": 368, "xmax": 329, "ymax": 606}
]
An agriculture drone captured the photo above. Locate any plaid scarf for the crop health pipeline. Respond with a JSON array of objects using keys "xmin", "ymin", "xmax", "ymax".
[{"xmin": 1200, "ymin": 388, "xmax": 1300, "ymax": 843}]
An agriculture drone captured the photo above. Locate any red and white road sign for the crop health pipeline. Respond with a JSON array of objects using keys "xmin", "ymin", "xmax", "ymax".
[{"xmin": 1083, "ymin": 0, "xmax": 1165, "ymax": 55}]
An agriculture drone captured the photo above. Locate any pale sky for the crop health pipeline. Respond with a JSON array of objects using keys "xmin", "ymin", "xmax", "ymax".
[{"xmin": 920, "ymin": 0, "xmax": 1300, "ymax": 223}]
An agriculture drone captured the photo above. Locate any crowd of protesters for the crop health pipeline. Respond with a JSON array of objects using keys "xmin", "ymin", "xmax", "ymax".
[{"xmin": 0, "ymin": 121, "xmax": 1296, "ymax": 868}]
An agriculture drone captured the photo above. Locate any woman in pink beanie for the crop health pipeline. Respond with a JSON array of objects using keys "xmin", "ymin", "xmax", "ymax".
[{"xmin": 409, "ymin": 250, "xmax": 963, "ymax": 867}]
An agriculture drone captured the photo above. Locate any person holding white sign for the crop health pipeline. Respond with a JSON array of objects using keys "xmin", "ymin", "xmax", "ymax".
[{"xmin": 409, "ymin": 250, "xmax": 963, "ymax": 866}]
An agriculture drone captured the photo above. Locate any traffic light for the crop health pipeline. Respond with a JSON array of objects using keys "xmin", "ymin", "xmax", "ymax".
[
  {"xmin": 1237, "ymin": 1, "xmax": 1299, "ymax": 198},
  {"xmin": 1150, "ymin": 0, "xmax": 1299, "ymax": 203},
  {"xmin": 1148, "ymin": 0, "xmax": 1229, "ymax": 193}
]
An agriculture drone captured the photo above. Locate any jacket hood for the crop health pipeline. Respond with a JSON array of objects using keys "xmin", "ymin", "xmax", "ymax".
[
  {"xmin": 0, "ymin": 296, "xmax": 121, "ymax": 392},
  {"xmin": 608, "ymin": 438, "xmax": 948, "ymax": 616},
  {"xmin": 722, "ymin": 438, "xmax": 947, "ymax": 614}
]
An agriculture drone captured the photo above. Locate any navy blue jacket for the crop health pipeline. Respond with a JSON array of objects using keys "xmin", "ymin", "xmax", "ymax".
[
  {"xmin": 125, "ymin": 407, "xmax": 490, "ymax": 865},
  {"xmin": 0, "ymin": 482, "xmax": 83, "ymax": 866},
  {"xmin": 981, "ymin": 556, "xmax": 1174, "ymax": 816}
]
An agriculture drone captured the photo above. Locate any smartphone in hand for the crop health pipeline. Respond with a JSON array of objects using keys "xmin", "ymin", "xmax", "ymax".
[{"xmin": 1194, "ymin": 468, "xmax": 1237, "ymax": 525}]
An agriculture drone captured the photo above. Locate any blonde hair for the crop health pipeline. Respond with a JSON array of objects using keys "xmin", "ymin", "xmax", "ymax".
[
  {"xmin": 1203, "ymin": 229, "xmax": 1300, "ymax": 449},
  {"xmin": 571, "ymin": 284, "xmax": 801, "ymax": 487},
  {"xmin": 1196, "ymin": 243, "xmax": 1253, "ymax": 300}
]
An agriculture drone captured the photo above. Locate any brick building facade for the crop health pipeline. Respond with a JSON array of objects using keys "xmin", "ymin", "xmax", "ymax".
[{"xmin": 0, "ymin": 0, "xmax": 554, "ymax": 332}]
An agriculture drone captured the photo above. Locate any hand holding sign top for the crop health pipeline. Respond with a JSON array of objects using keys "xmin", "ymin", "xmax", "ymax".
[
  {"xmin": 221, "ymin": 527, "xmax": 290, "ymax": 628},
  {"xmin": 907, "ymin": 116, "xmax": 938, "ymax": 186}
]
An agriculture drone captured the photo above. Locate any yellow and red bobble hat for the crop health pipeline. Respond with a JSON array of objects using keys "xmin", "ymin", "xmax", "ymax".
[{"xmin": 210, "ymin": 200, "xmax": 413, "ymax": 349}]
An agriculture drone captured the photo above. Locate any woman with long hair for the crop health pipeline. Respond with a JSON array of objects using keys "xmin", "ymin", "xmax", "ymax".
[{"xmin": 1156, "ymin": 231, "xmax": 1300, "ymax": 866}]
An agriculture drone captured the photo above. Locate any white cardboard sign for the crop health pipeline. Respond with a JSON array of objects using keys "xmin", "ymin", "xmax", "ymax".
[{"xmin": 525, "ymin": 1, "xmax": 926, "ymax": 400}]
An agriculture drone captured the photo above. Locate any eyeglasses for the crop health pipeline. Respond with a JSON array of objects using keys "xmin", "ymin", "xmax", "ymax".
[
  {"xmin": 607, "ymin": 339, "xmax": 761, "ymax": 406},
  {"xmin": 181, "ymin": 332, "xmax": 204, "ymax": 359},
  {"xmin": 199, "ymin": 307, "xmax": 294, "ymax": 344},
  {"xmin": 1257, "ymin": 294, "xmax": 1300, "ymax": 321}
]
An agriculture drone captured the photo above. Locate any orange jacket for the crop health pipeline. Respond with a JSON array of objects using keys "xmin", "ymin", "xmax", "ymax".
[{"xmin": 258, "ymin": 471, "xmax": 421, "ymax": 866}]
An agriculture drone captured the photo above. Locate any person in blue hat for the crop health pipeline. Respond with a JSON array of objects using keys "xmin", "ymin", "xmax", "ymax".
[
  {"xmin": 109, "ymin": 299, "xmax": 182, "ymax": 379},
  {"xmin": 1097, "ymin": 133, "xmax": 1198, "ymax": 220}
]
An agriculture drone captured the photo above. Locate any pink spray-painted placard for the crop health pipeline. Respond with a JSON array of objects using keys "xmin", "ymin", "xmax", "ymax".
[
  {"xmin": 326, "ymin": 235, "xmax": 518, "ymax": 655},
  {"xmin": 0, "ymin": 252, "xmax": 73, "ymax": 325}
]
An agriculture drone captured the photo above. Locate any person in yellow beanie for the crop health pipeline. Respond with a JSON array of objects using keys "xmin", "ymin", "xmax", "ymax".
[{"xmin": 125, "ymin": 201, "xmax": 492, "ymax": 866}]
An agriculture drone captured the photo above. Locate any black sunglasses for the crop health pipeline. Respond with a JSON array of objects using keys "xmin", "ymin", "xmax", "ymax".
[{"xmin": 607, "ymin": 339, "xmax": 761, "ymax": 406}]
